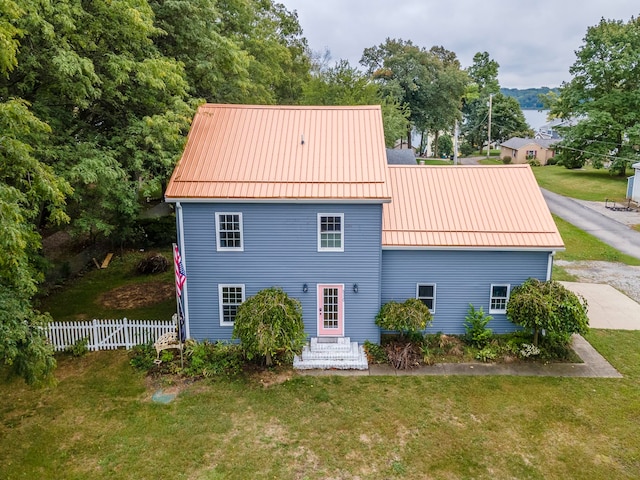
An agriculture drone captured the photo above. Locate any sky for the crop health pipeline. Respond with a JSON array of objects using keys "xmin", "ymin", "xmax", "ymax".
[{"xmin": 280, "ymin": 0, "xmax": 639, "ymax": 89}]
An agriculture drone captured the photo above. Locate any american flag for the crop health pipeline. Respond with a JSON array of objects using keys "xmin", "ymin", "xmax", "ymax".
[{"xmin": 173, "ymin": 243, "xmax": 187, "ymax": 297}]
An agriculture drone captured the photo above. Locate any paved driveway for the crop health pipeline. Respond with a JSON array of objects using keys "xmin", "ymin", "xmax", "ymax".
[{"xmin": 561, "ymin": 282, "xmax": 640, "ymax": 329}]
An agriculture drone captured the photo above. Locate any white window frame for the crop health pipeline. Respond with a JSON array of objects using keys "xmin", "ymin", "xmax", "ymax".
[
  {"xmin": 218, "ymin": 284, "xmax": 245, "ymax": 326},
  {"xmin": 489, "ymin": 284, "xmax": 510, "ymax": 314},
  {"xmin": 215, "ymin": 212, "xmax": 244, "ymax": 251},
  {"xmin": 317, "ymin": 213, "xmax": 344, "ymax": 252},
  {"xmin": 416, "ymin": 283, "xmax": 436, "ymax": 313}
]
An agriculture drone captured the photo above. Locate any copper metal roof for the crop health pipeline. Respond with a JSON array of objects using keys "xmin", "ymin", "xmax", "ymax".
[
  {"xmin": 383, "ymin": 165, "xmax": 564, "ymax": 249},
  {"xmin": 165, "ymin": 104, "xmax": 391, "ymax": 202}
]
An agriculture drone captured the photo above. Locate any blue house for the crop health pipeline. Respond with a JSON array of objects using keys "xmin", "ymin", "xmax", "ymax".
[{"xmin": 165, "ymin": 104, "xmax": 564, "ymax": 369}]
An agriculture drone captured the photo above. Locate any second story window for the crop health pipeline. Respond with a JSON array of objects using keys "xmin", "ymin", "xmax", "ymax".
[
  {"xmin": 216, "ymin": 212, "xmax": 243, "ymax": 251},
  {"xmin": 318, "ymin": 213, "xmax": 344, "ymax": 252}
]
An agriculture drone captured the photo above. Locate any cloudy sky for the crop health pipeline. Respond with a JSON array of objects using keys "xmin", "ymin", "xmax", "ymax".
[{"xmin": 281, "ymin": 0, "xmax": 639, "ymax": 89}]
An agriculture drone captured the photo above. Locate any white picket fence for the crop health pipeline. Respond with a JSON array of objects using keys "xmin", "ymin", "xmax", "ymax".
[{"xmin": 46, "ymin": 317, "xmax": 176, "ymax": 352}]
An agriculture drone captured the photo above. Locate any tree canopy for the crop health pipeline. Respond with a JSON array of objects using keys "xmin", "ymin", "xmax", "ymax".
[{"xmin": 550, "ymin": 15, "xmax": 640, "ymax": 174}]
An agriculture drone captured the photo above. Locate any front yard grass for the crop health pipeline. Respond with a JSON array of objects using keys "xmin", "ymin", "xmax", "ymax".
[
  {"xmin": 532, "ymin": 163, "xmax": 629, "ymax": 201},
  {"xmin": 1, "ymin": 329, "xmax": 639, "ymax": 479}
]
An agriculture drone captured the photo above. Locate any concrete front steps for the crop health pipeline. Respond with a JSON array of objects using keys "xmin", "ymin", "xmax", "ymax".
[{"xmin": 293, "ymin": 337, "xmax": 369, "ymax": 370}]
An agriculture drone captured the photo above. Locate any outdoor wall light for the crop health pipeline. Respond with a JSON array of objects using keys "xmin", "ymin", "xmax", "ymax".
[
  {"xmin": 303, "ymin": 283, "xmax": 308, "ymax": 293},
  {"xmin": 353, "ymin": 283, "xmax": 358, "ymax": 293}
]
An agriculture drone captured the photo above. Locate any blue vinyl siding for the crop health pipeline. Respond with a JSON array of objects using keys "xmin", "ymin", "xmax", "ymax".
[
  {"xmin": 381, "ymin": 249, "xmax": 551, "ymax": 334},
  {"xmin": 181, "ymin": 202, "xmax": 383, "ymax": 343}
]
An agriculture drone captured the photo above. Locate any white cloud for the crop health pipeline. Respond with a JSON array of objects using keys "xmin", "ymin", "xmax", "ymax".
[{"xmin": 283, "ymin": 0, "xmax": 640, "ymax": 88}]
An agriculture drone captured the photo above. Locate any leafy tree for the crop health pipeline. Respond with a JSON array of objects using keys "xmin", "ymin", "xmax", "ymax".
[
  {"xmin": 462, "ymin": 51, "xmax": 502, "ymax": 150},
  {"xmin": 232, "ymin": 287, "xmax": 307, "ymax": 367},
  {"xmin": 506, "ymin": 278, "xmax": 589, "ymax": 347},
  {"xmin": 437, "ymin": 135, "xmax": 453, "ymax": 157},
  {"xmin": 301, "ymin": 59, "xmax": 409, "ymax": 146},
  {"xmin": 550, "ymin": 16, "xmax": 640, "ymax": 174},
  {"xmin": 375, "ymin": 298, "xmax": 433, "ymax": 339},
  {"xmin": 360, "ymin": 39, "xmax": 467, "ymax": 151}
]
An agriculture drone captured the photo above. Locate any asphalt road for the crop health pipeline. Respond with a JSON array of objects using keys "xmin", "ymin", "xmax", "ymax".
[{"xmin": 541, "ymin": 188, "xmax": 640, "ymax": 260}]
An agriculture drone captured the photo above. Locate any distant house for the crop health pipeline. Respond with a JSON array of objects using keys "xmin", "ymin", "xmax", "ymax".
[
  {"xmin": 165, "ymin": 104, "xmax": 564, "ymax": 369},
  {"xmin": 500, "ymin": 137, "xmax": 556, "ymax": 165},
  {"xmin": 535, "ymin": 118, "xmax": 577, "ymax": 140}
]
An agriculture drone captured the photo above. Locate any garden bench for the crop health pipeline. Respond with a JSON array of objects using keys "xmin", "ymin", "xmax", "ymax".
[{"xmin": 154, "ymin": 331, "xmax": 183, "ymax": 366}]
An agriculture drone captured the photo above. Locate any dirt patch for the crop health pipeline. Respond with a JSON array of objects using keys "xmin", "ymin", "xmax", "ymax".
[
  {"xmin": 247, "ymin": 366, "xmax": 296, "ymax": 387},
  {"xmin": 98, "ymin": 282, "xmax": 174, "ymax": 309}
]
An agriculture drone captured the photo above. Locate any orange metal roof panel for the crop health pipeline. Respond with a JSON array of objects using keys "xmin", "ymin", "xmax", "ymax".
[
  {"xmin": 165, "ymin": 104, "xmax": 391, "ymax": 201},
  {"xmin": 383, "ymin": 165, "xmax": 564, "ymax": 249}
]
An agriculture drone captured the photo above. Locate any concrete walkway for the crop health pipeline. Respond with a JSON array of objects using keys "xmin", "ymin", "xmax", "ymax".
[
  {"xmin": 560, "ymin": 282, "xmax": 640, "ymax": 330},
  {"xmin": 541, "ymin": 188, "xmax": 640, "ymax": 260}
]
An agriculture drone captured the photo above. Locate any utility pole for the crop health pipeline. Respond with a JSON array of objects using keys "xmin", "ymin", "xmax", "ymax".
[
  {"xmin": 487, "ymin": 94, "xmax": 493, "ymax": 158},
  {"xmin": 453, "ymin": 119, "xmax": 459, "ymax": 165}
]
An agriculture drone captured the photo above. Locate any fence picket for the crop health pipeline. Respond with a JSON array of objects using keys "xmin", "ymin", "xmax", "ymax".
[{"xmin": 45, "ymin": 318, "xmax": 175, "ymax": 352}]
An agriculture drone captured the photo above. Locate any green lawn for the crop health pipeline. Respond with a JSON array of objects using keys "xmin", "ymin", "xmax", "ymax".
[
  {"xmin": 39, "ymin": 250, "xmax": 176, "ymax": 322},
  {"xmin": 531, "ymin": 164, "xmax": 629, "ymax": 201},
  {"xmin": 1, "ymin": 329, "xmax": 639, "ymax": 479}
]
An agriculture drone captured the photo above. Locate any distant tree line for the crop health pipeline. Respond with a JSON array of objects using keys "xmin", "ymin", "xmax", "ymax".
[{"xmin": 500, "ymin": 87, "xmax": 560, "ymax": 110}]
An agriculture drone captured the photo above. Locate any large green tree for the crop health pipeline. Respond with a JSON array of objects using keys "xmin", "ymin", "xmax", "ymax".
[
  {"xmin": 301, "ymin": 59, "xmax": 409, "ymax": 146},
  {"xmin": 360, "ymin": 39, "xmax": 467, "ymax": 152},
  {"xmin": 0, "ymin": 1, "xmax": 71, "ymax": 383},
  {"xmin": 550, "ymin": 16, "xmax": 640, "ymax": 174},
  {"xmin": 462, "ymin": 52, "xmax": 530, "ymax": 150}
]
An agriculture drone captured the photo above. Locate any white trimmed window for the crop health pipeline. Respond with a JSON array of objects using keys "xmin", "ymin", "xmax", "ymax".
[
  {"xmin": 219, "ymin": 284, "xmax": 245, "ymax": 326},
  {"xmin": 216, "ymin": 212, "xmax": 243, "ymax": 251},
  {"xmin": 318, "ymin": 213, "xmax": 344, "ymax": 252},
  {"xmin": 489, "ymin": 284, "xmax": 510, "ymax": 313},
  {"xmin": 416, "ymin": 283, "xmax": 436, "ymax": 313}
]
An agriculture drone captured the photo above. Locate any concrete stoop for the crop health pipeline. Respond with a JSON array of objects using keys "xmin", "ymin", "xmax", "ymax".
[{"xmin": 293, "ymin": 337, "xmax": 369, "ymax": 370}]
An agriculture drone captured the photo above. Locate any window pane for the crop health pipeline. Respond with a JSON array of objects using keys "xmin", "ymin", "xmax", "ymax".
[
  {"xmin": 418, "ymin": 285, "xmax": 434, "ymax": 297},
  {"xmin": 492, "ymin": 285, "xmax": 508, "ymax": 297}
]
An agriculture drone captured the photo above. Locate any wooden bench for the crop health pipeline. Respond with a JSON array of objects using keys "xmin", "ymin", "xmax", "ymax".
[{"xmin": 153, "ymin": 331, "xmax": 183, "ymax": 365}]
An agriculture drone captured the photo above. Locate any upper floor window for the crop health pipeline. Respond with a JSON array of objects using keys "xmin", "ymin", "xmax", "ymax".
[
  {"xmin": 489, "ymin": 284, "xmax": 510, "ymax": 313},
  {"xmin": 416, "ymin": 283, "xmax": 436, "ymax": 313},
  {"xmin": 318, "ymin": 213, "xmax": 344, "ymax": 252},
  {"xmin": 216, "ymin": 212, "xmax": 243, "ymax": 251}
]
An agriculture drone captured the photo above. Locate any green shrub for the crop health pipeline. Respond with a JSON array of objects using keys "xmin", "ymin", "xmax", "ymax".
[
  {"xmin": 528, "ymin": 159, "xmax": 541, "ymax": 167},
  {"xmin": 65, "ymin": 337, "xmax": 89, "ymax": 358},
  {"xmin": 363, "ymin": 340, "xmax": 388, "ymax": 364},
  {"xmin": 375, "ymin": 298, "xmax": 433, "ymax": 339},
  {"xmin": 460, "ymin": 142, "xmax": 475, "ymax": 156},
  {"xmin": 463, "ymin": 304, "xmax": 493, "ymax": 348},
  {"xmin": 507, "ymin": 278, "xmax": 589, "ymax": 347},
  {"xmin": 129, "ymin": 342, "xmax": 157, "ymax": 371},
  {"xmin": 184, "ymin": 340, "xmax": 244, "ymax": 377},
  {"xmin": 475, "ymin": 345, "xmax": 498, "ymax": 362},
  {"xmin": 547, "ymin": 156, "xmax": 559, "ymax": 166},
  {"xmin": 502, "ymin": 156, "xmax": 512, "ymax": 164},
  {"xmin": 232, "ymin": 287, "xmax": 306, "ymax": 367}
]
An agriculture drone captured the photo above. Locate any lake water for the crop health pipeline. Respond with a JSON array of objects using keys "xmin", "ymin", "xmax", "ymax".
[{"xmin": 523, "ymin": 109, "xmax": 550, "ymax": 130}]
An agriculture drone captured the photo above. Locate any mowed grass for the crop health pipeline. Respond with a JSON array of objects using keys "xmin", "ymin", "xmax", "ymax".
[
  {"xmin": 1, "ymin": 329, "xmax": 639, "ymax": 479},
  {"xmin": 532, "ymin": 164, "xmax": 628, "ymax": 201},
  {"xmin": 39, "ymin": 250, "xmax": 176, "ymax": 322}
]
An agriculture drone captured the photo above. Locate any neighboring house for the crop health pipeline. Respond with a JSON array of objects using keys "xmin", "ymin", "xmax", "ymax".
[
  {"xmin": 165, "ymin": 104, "xmax": 564, "ymax": 367},
  {"xmin": 500, "ymin": 137, "xmax": 556, "ymax": 165},
  {"xmin": 535, "ymin": 117, "xmax": 577, "ymax": 140}
]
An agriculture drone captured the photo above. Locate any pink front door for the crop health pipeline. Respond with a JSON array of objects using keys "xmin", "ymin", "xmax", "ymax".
[{"xmin": 317, "ymin": 284, "xmax": 344, "ymax": 336}]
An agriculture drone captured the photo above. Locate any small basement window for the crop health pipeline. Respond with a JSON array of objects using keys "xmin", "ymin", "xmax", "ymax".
[
  {"xmin": 416, "ymin": 283, "xmax": 436, "ymax": 313},
  {"xmin": 489, "ymin": 284, "xmax": 510, "ymax": 313}
]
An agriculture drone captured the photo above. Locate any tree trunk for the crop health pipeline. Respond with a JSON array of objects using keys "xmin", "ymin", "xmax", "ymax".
[
  {"xmin": 533, "ymin": 328, "xmax": 539, "ymax": 347},
  {"xmin": 434, "ymin": 131, "xmax": 440, "ymax": 158},
  {"xmin": 265, "ymin": 351, "xmax": 273, "ymax": 367},
  {"xmin": 407, "ymin": 126, "xmax": 412, "ymax": 150}
]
